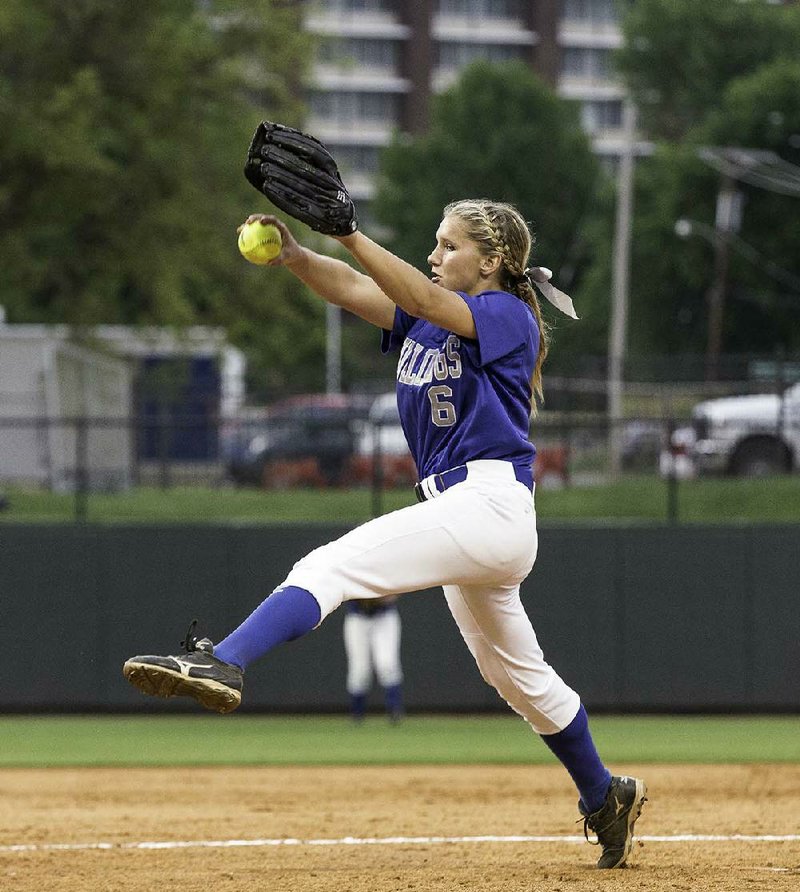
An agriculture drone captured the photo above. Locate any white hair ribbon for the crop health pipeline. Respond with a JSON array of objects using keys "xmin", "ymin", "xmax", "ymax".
[{"xmin": 525, "ymin": 267, "xmax": 579, "ymax": 320}]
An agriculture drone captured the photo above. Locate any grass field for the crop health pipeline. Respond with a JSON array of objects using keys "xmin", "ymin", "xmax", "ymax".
[
  {"xmin": 1, "ymin": 714, "xmax": 798, "ymax": 767},
  {"xmin": 3, "ymin": 474, "xmax": 800, "ymax": 524}
]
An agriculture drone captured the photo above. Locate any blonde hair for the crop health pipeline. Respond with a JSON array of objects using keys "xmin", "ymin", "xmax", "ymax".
[{"xmin": 443, "ymin": 199, "xmax": 550, "ymax": 413}]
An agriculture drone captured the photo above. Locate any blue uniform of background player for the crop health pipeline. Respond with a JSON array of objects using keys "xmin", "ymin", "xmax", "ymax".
[{"xmin": 125, "ymin": 198, "xmax": 647, "ymax": 868}]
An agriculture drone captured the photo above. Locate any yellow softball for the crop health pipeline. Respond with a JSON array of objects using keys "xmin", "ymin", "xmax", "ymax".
[{"xmin": 237, "ymin": 221, "xmax": 282, "ymax": 265}]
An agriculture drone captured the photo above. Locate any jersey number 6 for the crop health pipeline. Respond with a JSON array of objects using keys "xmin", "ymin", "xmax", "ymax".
[{"xmin": 428, "ymin": 385, "xmax": 457, "ymax": 427}]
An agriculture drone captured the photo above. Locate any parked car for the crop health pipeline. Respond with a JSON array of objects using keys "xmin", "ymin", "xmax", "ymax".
[
  {"xmin": 686, "ymin": 382, "xmax": 800, "ymax": 476},
  {"xmin": 354, "ymin": 392, "xmax": 408, "ymax": 457},
  {"xmin": 620, "ymin": 420, "xmax": 665, "ymax": 472},
  {"xmin": 227, "ymin": 393, "xmax": 373, "ymax": 488},
  {"xmin": 228, "ymin": 390, "xmax": 581, "ymax": 489},
  {"xmin": 227, "ymin": 392, "xmax": 416, "ymax": 489},
  {"xmin": 351, "ymin": 392, "xmax": 417, "ymax": 487}
]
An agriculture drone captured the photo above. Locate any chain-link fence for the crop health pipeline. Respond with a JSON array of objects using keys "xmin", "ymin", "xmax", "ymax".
[{"xmin": 2, "ymin": 369, "xmax": 798, "ymax": 523}]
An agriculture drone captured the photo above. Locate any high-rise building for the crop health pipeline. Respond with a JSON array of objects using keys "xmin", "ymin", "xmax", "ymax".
[
  {"xmin": 558, "ymin": 0, "xmax": 627, "ymax": 159},
  {"xmin": 303, "ymin": 0, "xmax": 634, "ymax": 220}
]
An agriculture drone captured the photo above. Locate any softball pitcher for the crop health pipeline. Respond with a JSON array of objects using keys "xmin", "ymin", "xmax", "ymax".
[{"xmin": 124, "ymin": 123, "xmax": 646, "ymax": 869}]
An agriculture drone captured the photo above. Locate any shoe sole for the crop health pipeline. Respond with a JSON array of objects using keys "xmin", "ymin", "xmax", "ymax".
[
  {"xmin": 122, "ymin": 660, "xmax": 241, "ymax": 714},
  {"xmin": 599, "ymin": 778, "xmax": 648, "ymax": 869}
]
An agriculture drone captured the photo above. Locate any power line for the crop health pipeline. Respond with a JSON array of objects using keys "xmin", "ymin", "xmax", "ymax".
[
  {"xmin": 675, "ymin": 218, "xmax": 800, "ymax": 293},
  {"xmin": 698, "ymin": 147, "xmax": 800, "ymax": 197}
]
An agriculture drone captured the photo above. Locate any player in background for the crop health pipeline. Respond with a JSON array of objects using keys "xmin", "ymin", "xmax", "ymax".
[
  {"xmin": 124, "ymin": 199, "xmax": 646, "ymax": 868},
  {"xmin": 343, "ymin": 596, "xmax": 403, "ymax": 722}
]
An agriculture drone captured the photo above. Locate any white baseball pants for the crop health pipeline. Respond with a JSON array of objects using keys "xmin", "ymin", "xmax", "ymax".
[
  {"xmin": 283, "ymin": 460, "xmax": 580, "ymax": 734},
  {"xmin": 343, "ymin": 609, "xmax": 403, "ymax": 694}
]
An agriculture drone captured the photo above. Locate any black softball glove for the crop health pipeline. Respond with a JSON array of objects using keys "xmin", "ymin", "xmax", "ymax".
[{"xmin": 244, "ymin": 122, "xmax": 358, "ymax": 237}]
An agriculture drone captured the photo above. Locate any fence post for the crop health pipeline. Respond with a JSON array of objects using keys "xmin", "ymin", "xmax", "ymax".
[
  {"xmin": 666, "ymin": 417, "xmax": 679, "ymax": 525},
  {"xmin": 74, "ymin": 415, "xmax": 89, "ymax": 523},
  {"xmin": 370, "ymin": 419, "xmax": 384, "ymax": 519},
  {"xmin": 776, "ymin": 349, "xmax": 786, "ymax": 439},
  {"xmin": 158, "ymin": 406, "xmax": 171, "ymax": 490}
]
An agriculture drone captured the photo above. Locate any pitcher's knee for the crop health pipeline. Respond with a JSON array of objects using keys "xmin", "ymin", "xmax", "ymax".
[
  {"xmin": 283, "ymin": 561, "xmax": 345, "ymax": 620},
  {"xmin": 475, "ymin": 658, "xmax": 579, "ymax": 731}
]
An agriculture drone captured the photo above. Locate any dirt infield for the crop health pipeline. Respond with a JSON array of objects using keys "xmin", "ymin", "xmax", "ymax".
[{"xmin": 2, "ymin": 764, "xmax": 798, "ymax": 891}]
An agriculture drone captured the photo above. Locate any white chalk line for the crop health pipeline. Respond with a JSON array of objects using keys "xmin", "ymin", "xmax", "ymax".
[{"xmin": 2, "ymin": 833, "xmax": 799, "ymax": 855}]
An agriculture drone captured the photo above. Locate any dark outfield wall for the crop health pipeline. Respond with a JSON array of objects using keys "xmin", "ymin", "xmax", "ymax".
[{"xmin": 1, "ymin": 523, "xmax": 798, "ymax": 713}]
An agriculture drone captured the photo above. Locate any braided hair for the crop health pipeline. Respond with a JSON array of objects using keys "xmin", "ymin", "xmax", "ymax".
[{"xmin": 443, "ymin": 199, "xmax": 550, "ymax": 413}]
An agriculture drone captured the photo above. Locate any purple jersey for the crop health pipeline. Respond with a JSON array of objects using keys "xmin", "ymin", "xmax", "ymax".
[{"xmin": 381, "ymin": 290, "xmax": 537, "ymax": 479}]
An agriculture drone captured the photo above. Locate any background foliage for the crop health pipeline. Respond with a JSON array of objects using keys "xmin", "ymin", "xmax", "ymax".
[
  {"xmin": 0, "ymin": 0, "xmax": 331, "ymax": 396},
  {"xmin": 615, "ymin": 0, "xmax": 800, "ymax": 143},
  {"xmin": 2, "ymin": 0, "xmax": 799, "ymax": 396},
  {"xmin": 589, "ymin": 0, "xmax": 800, "ymax": 361},
  {"xmin": 374, "ymin": 61, "xmax": 599, "ymax": 279},
  {"xmin": 373, "ymin": 61, "xmax": 603, "ymax": 373}
]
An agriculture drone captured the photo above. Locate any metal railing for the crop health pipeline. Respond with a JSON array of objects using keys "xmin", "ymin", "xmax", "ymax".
[
  {"xmin": 2, "ymin": 373, "xmax": 797, "ymax": 523},
  {"xmin": 0, "ymin": 411, "xmax": 692, "ymax": 521}
]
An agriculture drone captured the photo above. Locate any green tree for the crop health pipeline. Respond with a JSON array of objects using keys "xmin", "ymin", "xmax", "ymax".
[
  {"xmin": 683, "ymin": 58, "xmax": 800, "ymax": 355},
  {"xmin": 616, "ymin": 0, "xmax": 800, "ymax": 142},
  {"xmin": 699, "ymin": 57, "xmax": 800, "ymax": 165},
  {"xmin": 373, "ymin": 60, "xmax": 603, "ymax": 361},
  {"xmin": 0, "ymin": 0, "xmax": 328, "ymax": 396},
  {"xmin": 579, "ymin": 132, "xmax": 800, "ymax": 365},
  {"xmin": 572, "ymin": 1, "xmax": 800, "ymax": 368}
]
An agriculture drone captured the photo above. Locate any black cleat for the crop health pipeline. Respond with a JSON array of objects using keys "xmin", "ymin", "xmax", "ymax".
[
  {"xmin": 123, "ymin": 621, "xmax": 243, "ymax": 714},
  {"xmin": 580, "ymin": 775, "xmax": 647, "ymax": 868}
]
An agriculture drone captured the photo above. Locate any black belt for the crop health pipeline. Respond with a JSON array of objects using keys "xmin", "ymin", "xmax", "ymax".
[{"xmin": 414, "ymin": 464, "xmax": 533, "ymax": 502}]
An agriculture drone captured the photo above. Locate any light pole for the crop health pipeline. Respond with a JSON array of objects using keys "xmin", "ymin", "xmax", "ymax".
[
  {"xmin": 704, "ymin": 175, "xmax": 741, "ymax": 380},
  {"xmin": 607, "ymin": 99, "xmax": 637, "ymax": 476}
]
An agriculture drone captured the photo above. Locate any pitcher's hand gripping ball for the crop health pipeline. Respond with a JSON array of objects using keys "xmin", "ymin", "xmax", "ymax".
[
  {"xmin": 244, "ymin": 121, "xmax": 358, "ymax": 237},
  {"xmin": 238, "ymin": 220, "xmax": 282, "ymax": 265}
]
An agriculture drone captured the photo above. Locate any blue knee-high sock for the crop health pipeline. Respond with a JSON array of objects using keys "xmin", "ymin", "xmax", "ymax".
[
  {"xmin": 384, "ymin": 683, "xmax": 403, "ymax": 718},
  {"xmin": 540, "ymin": 704, "xmax": 612, "ymax": 815},
  {"xmin": 350, "ymin": 693, "xmax": 367, "ymax": 720},
  {"xmin": 213, "ymin": 586, "xmax": 321, "ymax": 670}
]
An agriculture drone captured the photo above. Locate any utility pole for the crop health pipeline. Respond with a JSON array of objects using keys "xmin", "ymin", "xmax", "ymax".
[
  {"xmin": 607, "ymin": 99, "xmax": 637, "ymax": 476},
  {"xmin": 694, "ymin": 145, "xmax": 797, "ymax": 380},
  {"xmin": 704, "ymin": 175, "xmax": 741, "ymax": 381}
]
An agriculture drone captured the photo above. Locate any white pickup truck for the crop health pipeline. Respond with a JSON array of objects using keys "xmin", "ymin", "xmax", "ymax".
[{"xmin": 689, "ymin": 382, "xmax": 800, "ymax": 476}]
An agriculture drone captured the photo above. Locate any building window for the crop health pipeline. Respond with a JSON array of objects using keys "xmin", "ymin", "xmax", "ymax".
[
  {"xmin": 436, "ymin": 41, "xmax": 526, "ymax": 68},
  {"xmin": 310, "ymin": 90, "xmax": 399, "ymax": 124},
  {"xmin": 580, "ymin": 99, "xmax": 623, "ymax": 133},
  {"xmin": 437, "ymin": 0, "xmax": 523, "ymax": 17},
  {"xmin": 313, "ymin": 0, "xmax": 397, "ymax": 12},
  {"xmin": 561, "ymin": 47, "xmax": 612, "ymax": 79},
  {"xmin": 562, "ymin": 0, "xmax": 618, "ymax": 24},
  {"xmin": 318, "ymin": 37, "xmax": 400, "ymax": 70},
  {"xmin": 329, "ymin": 144, "xmax": 382, "ymax": 174}
]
